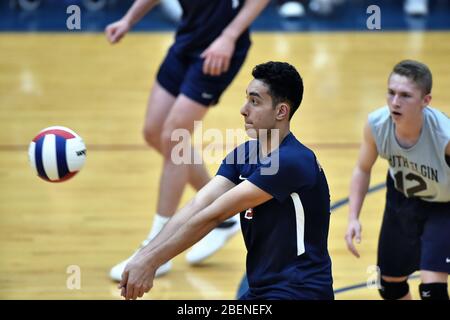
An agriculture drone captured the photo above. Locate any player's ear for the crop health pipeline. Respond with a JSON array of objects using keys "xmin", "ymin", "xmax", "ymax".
[
  {"xmin": 422, "ymin": 93, "xmax": 432, "ymax": 106},
  {"xmin": 276, "ymin": 103, "xmax": 290, "ymax": 121}
]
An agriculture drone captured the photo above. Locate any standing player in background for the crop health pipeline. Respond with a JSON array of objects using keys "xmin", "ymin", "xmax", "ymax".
[
  {"xmin": 118, "ymin": 61, "xmax": 334, "ymax": 300},
  {"xmin": 345, "ymin": 60, "xmax": 450, "ymax": 300},
  {"xmin": 105, "ymin": 0, "xmax": 270, "ymax": 280}
]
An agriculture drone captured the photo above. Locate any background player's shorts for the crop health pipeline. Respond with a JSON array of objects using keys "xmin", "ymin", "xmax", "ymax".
[
  {"xmin": 156, "ymin": 46, "xmax": 248, "ymax": 107},
  {"xmin": 377, "ymin": 173, "xmax": 450, "ymax": 277}
]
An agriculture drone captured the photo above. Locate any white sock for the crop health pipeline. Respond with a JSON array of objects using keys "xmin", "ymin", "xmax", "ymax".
[{"xmin": 147, "ymin": 213, "xmax": 170, "ymax": 240}]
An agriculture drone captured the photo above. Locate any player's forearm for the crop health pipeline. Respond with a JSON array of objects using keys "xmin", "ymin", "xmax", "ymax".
[
  {"xmin": 221, "ymin": 0, "xmax": 270, "ymax": 41},
  {"xmin": 123, "ymin": 0, "xmax": 160, "ymax": 27},
  {"xmin": 348, "ymin": 167, "xmax": 371, "ymax": 221},
  {"xmin": 139, "ymin": 177, "xmax": 235, "ymax": 259},
  {"xmin": 141, "ymin": 198, "xmax": 237, "ymax": 268},
  {"xmin": 141, "ymin": 196, "xmax": 211, "ymax": 253},
  {"xmin": 141, "ymin": 181, "xmax": 269, "ymax": 268}
]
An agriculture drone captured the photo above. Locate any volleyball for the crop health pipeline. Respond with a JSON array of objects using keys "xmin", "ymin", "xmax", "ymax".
[{"xmin": 28, "ymin": 126, "xmax": 87, "ymax": 182}]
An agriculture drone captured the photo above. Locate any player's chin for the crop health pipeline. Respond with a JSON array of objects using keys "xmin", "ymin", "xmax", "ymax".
[{"xmin": 245, "ymin": 127, "xmax": 258, "ymax": 139}]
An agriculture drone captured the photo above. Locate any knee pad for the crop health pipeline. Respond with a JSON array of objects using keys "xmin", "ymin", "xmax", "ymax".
[
  {"xmin": 419, "ymin": 283, "xmax": 449, "ymax": 300},
  {"xmin": 378, "ymin": 278, "xmax": 409, "ymax": 300}
]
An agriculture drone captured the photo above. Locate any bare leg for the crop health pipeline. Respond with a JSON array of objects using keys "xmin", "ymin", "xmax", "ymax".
[
  {"xmin": 157, "ymin": 94, "xmax": 209, "ymax": 217},
  {"xmin": 143, "ymin": 83, "xmax": 211, "ymax": 199},
  {"xmin": 144, "ymin": 85, "xmax": 237, "ymax": 259},
  {"xmin": 420, "ymin": 270, "xmax": 448, "ymax": 283},
  {"xmin": 109, "ymin": 87, "xmax": 211, "ymax": 281}
]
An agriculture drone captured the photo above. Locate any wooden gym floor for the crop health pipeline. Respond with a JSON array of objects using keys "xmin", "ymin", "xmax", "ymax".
[{"xmin": 0, "ymin": 32, "xmax": 449, "ymax": 299}]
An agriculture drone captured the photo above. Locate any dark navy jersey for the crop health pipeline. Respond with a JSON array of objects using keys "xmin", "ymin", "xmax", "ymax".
[
  {"xmin": 217, "ymin": 133, "xmax": 333, "ymax": 299},
  {"xmin": 174, "ymin": 0, "xmax": 251, "ymax": 55}
]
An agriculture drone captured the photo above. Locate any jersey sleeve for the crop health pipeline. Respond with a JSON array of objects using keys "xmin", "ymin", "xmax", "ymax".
[
  {"xmin": 216, "ymin": 147, "xmax": 241, "ymax": 185},
  {"xmin": 247, "ymin": 151, "xmax": 318, "ymax": 202}
]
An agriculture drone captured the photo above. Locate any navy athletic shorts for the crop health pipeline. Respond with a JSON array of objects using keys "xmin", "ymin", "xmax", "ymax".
[
  {"xmin": 239, "ymin": 286, "xmax": 334, "ymax": 300},
  {"xmin": 377, "ymin": 173, "xmax": 450, "ymax": 277},
  {"xmin": 156, "ymin": 46, "xmax": 248, "ymax": 107}
]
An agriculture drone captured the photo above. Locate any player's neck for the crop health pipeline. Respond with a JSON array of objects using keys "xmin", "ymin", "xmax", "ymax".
[
  {"xmin": 394, "ymin": 114, "xmax": 424, "ymax": 148},
  {"xmin": 258, "ymin": 127, "xmax": 290, "ymax": 157}
]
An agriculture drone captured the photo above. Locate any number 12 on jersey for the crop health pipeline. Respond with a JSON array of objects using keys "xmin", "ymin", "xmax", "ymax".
[{"xmin": 393, "ymin": 171, "xmax": 428, "ymax": 197}]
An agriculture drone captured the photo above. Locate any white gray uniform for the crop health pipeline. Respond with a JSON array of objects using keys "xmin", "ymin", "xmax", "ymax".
[{"xmin": 369, "ymin": 106, "xmax": 450, "ymax": 202}]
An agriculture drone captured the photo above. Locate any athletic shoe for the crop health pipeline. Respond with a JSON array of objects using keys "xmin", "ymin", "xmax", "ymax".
[
  {"xmin": 186, "ymin": 215, "xmax": 241, "ymax": 265},
  {"xmin": 404, "ymin": 0, "xmax": 428, "ymax": 16},
  {"xmin": 279, "ymin": 2, "xmax": 305, "ymax": 18}
]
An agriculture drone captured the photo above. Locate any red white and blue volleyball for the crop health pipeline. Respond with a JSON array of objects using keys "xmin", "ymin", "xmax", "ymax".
[{"xmin": 28, "ymin": 126, "xmax": 87, "ymax": 182}]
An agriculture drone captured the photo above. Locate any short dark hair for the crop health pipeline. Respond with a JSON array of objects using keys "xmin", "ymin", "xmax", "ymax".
[
  {"xmin": 391, "ymin": 60, "xmax": 432, "ymax": 95},
  {"xmin": 252, "ymin": 61, "xmax": 303, "ymax": 120}
]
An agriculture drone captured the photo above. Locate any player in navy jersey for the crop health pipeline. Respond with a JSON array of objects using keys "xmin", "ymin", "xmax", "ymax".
[
  {"xmin": 117, "ymin": 61, "xmax": 334, "ymax": 300},
  {"xmin": 105, "ymin": 0, "xmax": 270, "ymax": 281}
]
